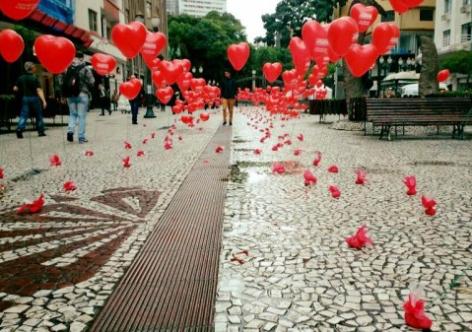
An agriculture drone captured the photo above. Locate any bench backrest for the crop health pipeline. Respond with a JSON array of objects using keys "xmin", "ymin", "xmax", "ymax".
[{"xmin": 366, "ymin": 98, "xmax": 472, "ymax": 122}]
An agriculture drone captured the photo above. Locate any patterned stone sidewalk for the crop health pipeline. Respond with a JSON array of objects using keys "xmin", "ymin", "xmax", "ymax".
[
  {"xmin": 0, "ymin": 109, "xmax": 222, "ymax": 332},
  {"xmin": 215, "ymin": 108, "xmax": 472, "ymax": 331}
]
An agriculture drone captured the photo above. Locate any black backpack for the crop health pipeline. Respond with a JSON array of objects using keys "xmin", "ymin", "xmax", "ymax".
[{"xmin": 63, "ymin": 63, "xmax": 86, "ymax": 97}]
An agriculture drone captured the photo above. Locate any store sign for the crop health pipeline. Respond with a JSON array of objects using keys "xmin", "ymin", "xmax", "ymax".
[{"xmin": 37, "ymin": 0, "xmax": 74, "ymax": 24}]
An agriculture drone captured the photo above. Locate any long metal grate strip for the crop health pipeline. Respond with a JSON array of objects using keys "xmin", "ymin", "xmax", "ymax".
[{"xmin": 90, "ymin": 126, "xmax": 231, "ymax": 332}]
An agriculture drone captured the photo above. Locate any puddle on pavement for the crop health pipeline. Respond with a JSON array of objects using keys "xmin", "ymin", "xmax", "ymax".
[
  {"xmin": 234, "ymin": 148, "xmax": 254, "ymax": 152},
  {"xmin": 227, "ymin": 161, "xmax": 304, "ymax": 184},
  {"xmin": 409, "ymin": 161, "xmax": 462, "ymax": 167},
  {"xmin": 11, "ymin": 168, "xmax": 46, "ymax": 183},
  {"xmin": 232, "ymin": 139, "xmax": 251, "ymax": 144}
]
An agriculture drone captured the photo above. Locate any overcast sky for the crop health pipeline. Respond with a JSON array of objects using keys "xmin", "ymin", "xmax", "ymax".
[{"xmin": 227, "ymin": 0, "xmax": 282, "ymax": 43}]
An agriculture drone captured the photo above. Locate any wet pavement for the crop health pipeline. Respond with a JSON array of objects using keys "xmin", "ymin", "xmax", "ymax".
[
  {"xmin": 215, "ymin": 107, "xmax": 472, "ymax": 331},
  {"xmin": 0, "ymin": 106, "xmax": 471, "ymax": 331}
]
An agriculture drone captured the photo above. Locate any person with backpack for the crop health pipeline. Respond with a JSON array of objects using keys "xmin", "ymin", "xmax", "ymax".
[
  {"xmin": 13, "ymin": 62, "xmax": 47, "ymax": 139},
  {"xmin": 63, "ymin": 52, "xmax": 95, "ymax": 143}
]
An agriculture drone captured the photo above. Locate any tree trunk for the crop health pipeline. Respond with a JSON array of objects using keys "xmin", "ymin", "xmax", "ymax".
[{"xmin": 419, "ymin": 36, "xmax": 439, "ymax": 97}]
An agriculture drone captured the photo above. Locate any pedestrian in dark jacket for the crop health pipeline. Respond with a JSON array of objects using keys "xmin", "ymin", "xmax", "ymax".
[
  {"xmin": 14, "ymin": 62, "xmax": 48, "ymax": 138},
  {"xmin": 220, "ymin": 71, "xmax": 237, "ymax": 126},
  {"xmin": 63, "ymin": 52, "xmax": 95, "ymax": 144}
]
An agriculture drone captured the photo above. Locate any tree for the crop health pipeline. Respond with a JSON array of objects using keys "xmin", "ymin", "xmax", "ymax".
[
  {"xmin": 258, "ymin": 0, "xmax": 347, "ymax": 47},
  {"xmin": 440, "ymin": 50, "xmax": 472, "ymax": 88},
  {"xmin": 168, "ymin": 11, "xmax": 246, "ymax": 83}
]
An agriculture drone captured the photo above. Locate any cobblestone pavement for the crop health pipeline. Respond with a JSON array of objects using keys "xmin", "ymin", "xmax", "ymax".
[
  {"xmin": 0, "ymin": 109, "xmax": 221, "ymax": 332},
  {"xmin": 215, "ymin": 107, "xmax": 472, "ymax": 331}
]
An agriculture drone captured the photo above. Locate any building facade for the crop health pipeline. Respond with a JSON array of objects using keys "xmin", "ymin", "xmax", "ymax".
[
  {"xmin": 172, "ymin": 0, "xmax": 226, "ymax": 17},
  {"xmin": 74, "ymin": 0, "xmax": 127, "ymax": 97},
  {"xmin": 167, "ymin": 0, "xmax": 179, "ymax": 15},
  {"xmin": 433, "ymin": 0, "xmax": 471, "ymax": 90}
]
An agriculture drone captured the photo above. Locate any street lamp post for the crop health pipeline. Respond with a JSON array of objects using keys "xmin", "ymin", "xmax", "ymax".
[
  {"xmin": 252, "ymin": 70, "xmax": 256, "ymax": 90},
  {"xmin": 144, "ymin": 16, "xmax": 161, "ymax": 119}
]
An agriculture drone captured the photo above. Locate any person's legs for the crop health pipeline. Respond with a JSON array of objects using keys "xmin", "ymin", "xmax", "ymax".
[
  {"xmin": 67, "ymin": 97, "xmax": 78, "ymax": 141},
  {"xmin": 77, "ymin": 93, "xmax": 89, "ymax": 142},
  {"xmin": 16, "ymin": 97, "xmax": 30, "ymax": 138},
  {"xmin": 31, "ymin": 97, "xmax": 45, "ymax": 135},
  {"xmin": 131, "ymin": 100, "xmax": 138, "ymax": 124},
  {"xmin": 228, "ymin": 98, "xmax": 235, "ymax": 125},
  {"xmin": 222, "ymin": 98, "xmax": 228, "ymax": 125}
]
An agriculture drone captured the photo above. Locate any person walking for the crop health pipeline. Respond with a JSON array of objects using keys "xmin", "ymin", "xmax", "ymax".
[
  {"xmin": 220, "ymin": 70, "xmax": 237, "ymax": 126},
  {"xmin": 128, "ymin": 74, "xmax": 142, "ymax": 125},
  {"xmin": 98, "ymin": 84, "xmax": 111, "ymax": 116},
  {"xmin": 14, "ymin": 62, "xmax": 47, "ymax": 139},
  {"xmin": 63, "ymin": 52, "xmax": 95, "ymax": 143}
]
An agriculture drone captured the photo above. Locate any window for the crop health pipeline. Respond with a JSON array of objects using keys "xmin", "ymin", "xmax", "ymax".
[
  {"xmin": 463, "ymin": 0, "xmax": 471, "ymax": 5},
  {"xmin": 443, "ymin": 29, "xmax": 450, "ymax": 47},
  {"xmin": 381, "ymin": 10, "xmax": 395, "ymax": 22},
  {"xmin": 88, "ymin": 9, "xmax": 98, "ymax": 32},
  {"xmin": 420, "ymin": 8, "xmax": 434, "ymax": 21},
  {"xmin": 462, "ymin": 23, "xmax": 472, "ymax": 42},
  {"xmin": 444, "ymin": 0, "xmax": 451, "ymax": 13}
]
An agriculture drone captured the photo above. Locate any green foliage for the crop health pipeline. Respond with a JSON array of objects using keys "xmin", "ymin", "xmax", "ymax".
[
  {"xmin": 168, "ymin": 11, "xmax": 247, "ymax": 82},
  {"xmin": 440, "ymin": 51, "xmax": 472, "ymax": 76},
  {"xmin": 259, "ymin": 0, "xmax": 347, "ymax": 47}
]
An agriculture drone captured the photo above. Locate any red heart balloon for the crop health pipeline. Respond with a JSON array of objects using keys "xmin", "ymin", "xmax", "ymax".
[
  {"xmin": 345, "ymin": 43, "xmax": 379, "ymax": 77},
  {"xmin": 389, "ymin": 0, "xmax": 410, "ymax": 13},
  {"xmin": 140, "ymin": 31, "xmax": 167, "ymax": 62},
  {"xmin": 302, "ymin": 20, "xmax": 329, "ymax": 62},
  {"xmin": 181, "ymin": 59, "xmax": 192, "ymax": 72},
  {"xmin": 263, "ymin": 62, "xmax": 283, "ymax": 83},
  {"xmin": 191, "ymin": 78, "xmax": 206, "ymax": 90},
  {"xmin": 327, "ymin": 45, "xmax": 341, "ymax": 63},
  {"xmin": 159, "ymin": 60, "xmax": 183, "ymax": 85},
  {"xmin": 0, "ymin": 0, "xmax": 40, "ymax": 20},
  {"xmin": 156, "ymin": 86, "xmax": 174, "ymax": 104},
  {"xmin": 111, "ymin": 21, "xmax": 147, "ymax": 59},
  {"xmin": 178, "ymin": 71, "xmax": 193, "ymax": 91},
  {"xmin": 144, "ymin": 57, "xmax": 161, "ymax": 71},
  {"xmin": 91, "ymin": 53, "xmax": 117, "ymax": 76},
  {"xmin": 282, "ymin": 69, "xmax": 299, "ymax": 88},
  {"xmin": 227, "ymin": 42, "xmax": 250, "ymax": 71},
  {"xmin": 350, "ymin": 3, "xmax": 378, "ymax": 33},
  {"xmin": 34, "ymin": 35, "xmax": 75, "ymax": 74},
  {"xmin": 200, "ymin": 112, "xmax": 210, "ymax": 121},
  {"xmin": 152, "ymin": 70, "xmax": 168, "ymax": 88},
  {"xmin": 0, "ymin": 29, "xmax": 24, "ymax": 63},
  {"xmin": 372, "ymin": 23, "xmax": 396, "ymax": 54},
  {"xmin": 119, "ymin": 78, "xmax": 142, "ymax": 100},
  {"xmin": 388, "ymin": 23, "xmax": 400, "ymax": 49},
  {"xmin": 289, "ymin": 37, "xmax": 310, "ymax": 74},
  {"xmin": 327, "ymin": 17, "xmax": 359, "ymax": 56},
  {"xmin": 181, "ymin": 115, "xmax": 194, "ymax": 125},
  {"xmin": 437, "ymin": 69, "xmax": 450, "ymax": 82}
]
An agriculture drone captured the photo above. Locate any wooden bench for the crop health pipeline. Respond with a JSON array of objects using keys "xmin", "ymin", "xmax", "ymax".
[{"xmin": 365, "ymin": 98, "xmax": 472, "ymax": 140}]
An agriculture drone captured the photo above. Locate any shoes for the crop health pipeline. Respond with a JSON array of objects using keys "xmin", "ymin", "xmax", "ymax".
[
  {"xmin": 223, "ymin": 121, "xmax": 227, "ymax": 126},
  {"xmin": 99, "ymin": 113, "xmax": 105, "ymax": 116},
  {"xmin": 16, "ymin": 130, "xmax": 23, "ymax": 139},
  {"xmin": 67, "ymin": 132, "xmax": 73, "ymax": 142},
  {"xmin": 38, "ymin": 132, "xmax": 46, "ymax": 137},
  {"xmin": 109, "ymin": 111, "xmax": 112, "ymax": 115},
  {"xmin": 132, "ymin": 121, "xmax": 138, "ymax": 125},
  {"xmin": 79, "ymin": 138, "xmax": 88, "ymax": 144},
  {"xmin": 229, "ymin": 122, "xmax": 233, "ymax": 126}
]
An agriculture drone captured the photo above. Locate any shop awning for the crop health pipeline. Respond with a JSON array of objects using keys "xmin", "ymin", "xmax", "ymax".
[{"xmin": 27, "ymin": 10, "xmax": 93, "ymax": 48}]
